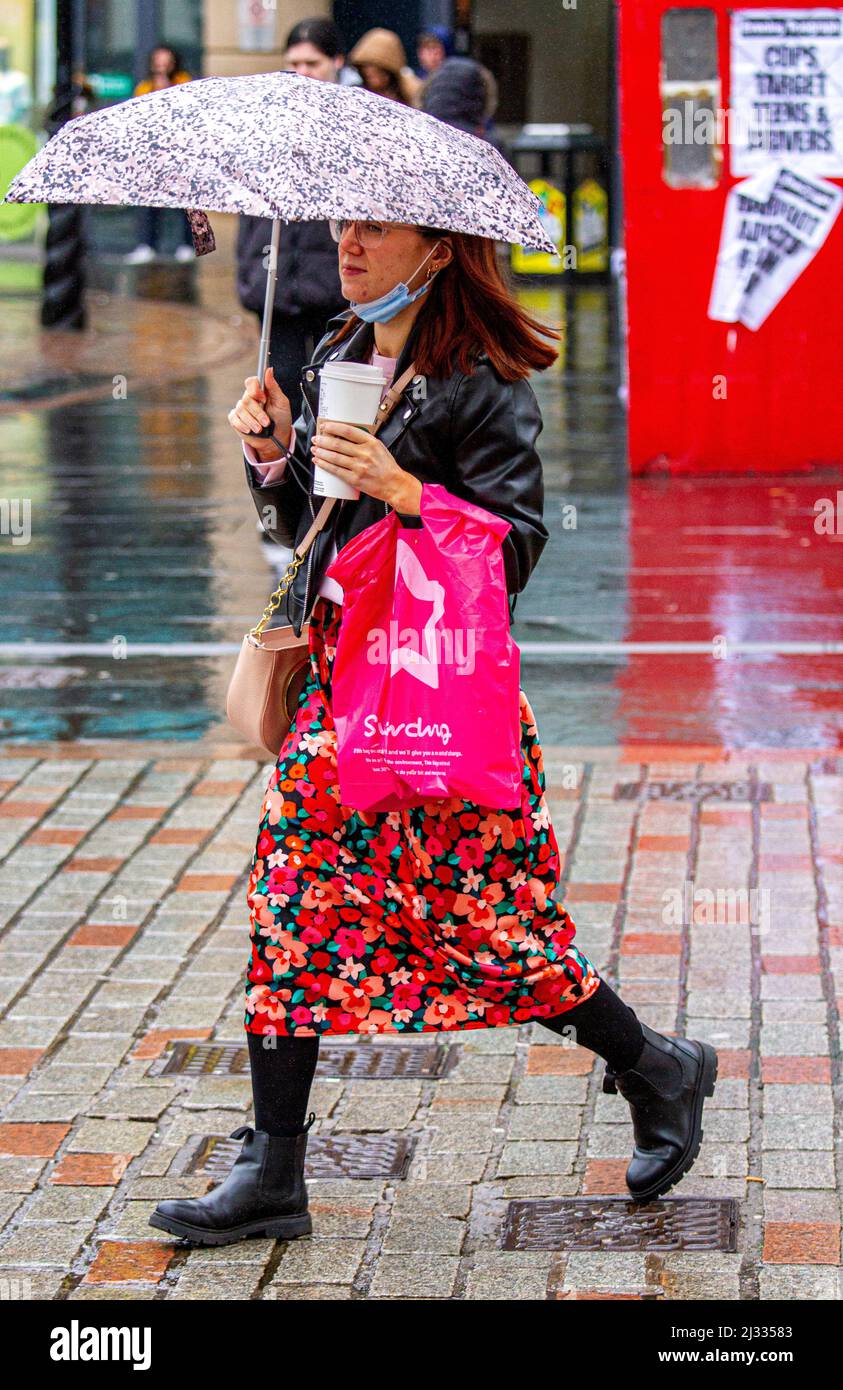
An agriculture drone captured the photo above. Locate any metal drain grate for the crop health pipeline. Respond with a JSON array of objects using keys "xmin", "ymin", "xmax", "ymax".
[
  {"xmin": 185, "ymin": 1131, "xmax": 416, "ymax": 1181},
  {"xmin": 502, "ymin": 1197, "xmax": 739, "ymax": 1252},
  {"xmin": 157, "ymin": 1039, "xmax": 454, "ymax": 1079},
  {"xmin": 319, "ymin": 1041, "xmax": 455, "ymax": 1079},
  {"xmin": 157, "ymin": 1042, "xmax": 248, "ymax": 1077},
  {"xmin": 614, "ymin": 780, "xmax": 773, "ymax": 803}
]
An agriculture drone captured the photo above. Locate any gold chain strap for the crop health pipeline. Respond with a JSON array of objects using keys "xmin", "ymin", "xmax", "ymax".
[{"xmin": 249, "ymin": 550, "xmax": 308, "ymax": 640}]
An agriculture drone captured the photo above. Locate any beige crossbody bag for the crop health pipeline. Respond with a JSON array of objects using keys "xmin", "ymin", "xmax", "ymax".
[{"xmin": 226, "ymin": 361, "xmax": 418, "ymax": 758}]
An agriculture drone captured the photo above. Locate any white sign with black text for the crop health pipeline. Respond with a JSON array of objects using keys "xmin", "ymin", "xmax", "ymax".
[
  {"xmin": 708, "ymin": 162, "xmax": 843, "ymax": 328},
  {"xmin": 731, "ymin": 8, "xmax": 843, "ymax": 175}
]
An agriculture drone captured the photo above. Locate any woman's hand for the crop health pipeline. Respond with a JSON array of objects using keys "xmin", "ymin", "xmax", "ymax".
[
  {"xmin": 227, "ymin": 367, "xmax": 293, "ymax": 463},
  {"xmin": 311, "ymin": 422, "xmax": 423, "ymax": 513}
]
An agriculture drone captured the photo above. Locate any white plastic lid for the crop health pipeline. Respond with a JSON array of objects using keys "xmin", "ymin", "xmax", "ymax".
[{"xmin": 320, "ymin": 360, "xmax": 387, "ymax": 386}]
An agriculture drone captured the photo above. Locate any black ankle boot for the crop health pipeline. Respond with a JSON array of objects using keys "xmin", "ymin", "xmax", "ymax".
[
  {"xmin": 148, "ymin": 1113, "xmax": 316, "ymax": 1246},
  {"xmin": 602, "ymin": 1024, "xmax": 718, "ymax": 1203}
]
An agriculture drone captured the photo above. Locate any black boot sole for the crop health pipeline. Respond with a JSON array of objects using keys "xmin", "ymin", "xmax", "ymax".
[
  {"xmin": 625, "ymin": 1041, "xmax": 719, "ymax": 1205},
  {"xmin": 147, "ymin": 1209, "xmax": 312, "ymax": 1246}
]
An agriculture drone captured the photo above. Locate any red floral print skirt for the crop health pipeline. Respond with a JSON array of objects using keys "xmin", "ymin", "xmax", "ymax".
[{"xmin": 244, "ymin": 596, "xmax": 600, "ymax": 1035}]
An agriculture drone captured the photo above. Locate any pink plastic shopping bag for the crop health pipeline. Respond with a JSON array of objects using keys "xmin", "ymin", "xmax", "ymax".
[{"xmin": 325, "ymin": 482, "xmax": 522, "ymax": 813}]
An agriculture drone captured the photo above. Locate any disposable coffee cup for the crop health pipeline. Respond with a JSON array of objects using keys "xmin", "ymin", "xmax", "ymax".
[{"xmin": 313, "ymin": 360, "xmax": 387, "ymax": 500}]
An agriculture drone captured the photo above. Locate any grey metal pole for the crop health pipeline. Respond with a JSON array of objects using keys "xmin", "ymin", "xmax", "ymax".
[{"xmin": 256, "ymin": 218, "xmax": 281, "ymax": 381}]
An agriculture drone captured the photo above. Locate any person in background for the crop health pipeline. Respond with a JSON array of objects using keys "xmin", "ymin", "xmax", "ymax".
[
  {"xmin": 0, "ymin": 38, "xmax": 33, "ymax": 124},
  {"xmin": 283, "ymin": 18, "xmax": 344, "ymax": 82},
  {"xmin": 125, "ymin": 46, "xmax": 193, "ymax": 264},
  {"xmin": 422, "ymin": 56, "xmax": 504, "ymax": 154},
  {"xmin": 348, "ymin": 28, "xmax": 421, "ymax": 107},
  {"xmin": 415, "ymin": 24, "xmax": 454, "ymax": 78},
  {"xmin": 133, "ymin": 42, "xmax": 192, "ymax": 95},
  {"xmin": 281, "ymin": 16, "xmax": 359, "ymax": 86},
  {"xmin": 416, "ymin": 26, "xmax": 499, "ymax": 141}
]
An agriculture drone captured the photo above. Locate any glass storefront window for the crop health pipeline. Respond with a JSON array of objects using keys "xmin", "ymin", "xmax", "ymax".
[{"xmin": 86, "ymin": 0, "xmax": 202, "ymax": 92}]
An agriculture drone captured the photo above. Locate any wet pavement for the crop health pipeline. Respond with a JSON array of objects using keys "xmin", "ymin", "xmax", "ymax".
[
  {"xmin": 2, "ymin": 216, "xmax": 841, "ymax": 750},
  {"xmin": 0, "ymin": 744, "xmax": 840, "ymax": 1300}
]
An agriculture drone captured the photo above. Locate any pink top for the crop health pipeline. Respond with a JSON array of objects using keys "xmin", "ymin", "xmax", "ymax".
[{"xmin": 245, "ymin": 349, "xmax": 398, "ymax": 606}]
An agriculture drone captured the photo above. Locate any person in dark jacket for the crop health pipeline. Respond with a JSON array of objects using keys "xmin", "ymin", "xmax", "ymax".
[
  {"xmin": 416, "ymin": 29, "xmax": 499, "ymax": 143},
  {"xmin": 146, "ymin": 218, "xmax": 719, "ymax": 1248},
  {"xmin": 421, "ymin": 55, "xmax": 502, "ymax": 151},
  {"xmin": 235, "ymin": 18, "xmax": 348, "ymax": 421}
]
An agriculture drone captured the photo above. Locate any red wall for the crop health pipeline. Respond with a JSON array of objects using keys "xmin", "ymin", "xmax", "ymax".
[{"xmin": 619, "ymin": 0, "xmax": 843, "ymax": 474}]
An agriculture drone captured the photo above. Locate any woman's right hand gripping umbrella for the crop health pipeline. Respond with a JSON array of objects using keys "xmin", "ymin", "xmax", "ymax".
[{"xmin": 228, "ymin": 366, "xmax": 292, "ymax": 464}]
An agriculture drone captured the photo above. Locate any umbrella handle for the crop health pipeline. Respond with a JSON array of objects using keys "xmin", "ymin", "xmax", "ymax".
[{"xmin": 254, "ymin": 219, "xmax": 281, "ymax": 438}]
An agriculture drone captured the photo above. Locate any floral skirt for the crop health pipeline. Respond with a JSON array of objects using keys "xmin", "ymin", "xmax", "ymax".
[{"xmin": 244, "ymin": 596, "xmax": 601, "ymax": 1036}]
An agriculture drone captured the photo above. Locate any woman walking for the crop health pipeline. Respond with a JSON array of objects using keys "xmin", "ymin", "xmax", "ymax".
[{"xmin": 150, "ymin": 220, "xmax": 718, "ymax": 1247}]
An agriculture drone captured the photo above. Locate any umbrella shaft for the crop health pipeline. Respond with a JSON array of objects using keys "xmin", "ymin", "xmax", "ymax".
[{"xmin": 257, "ymin": 219, "xmax": 281, "ymax": 382}]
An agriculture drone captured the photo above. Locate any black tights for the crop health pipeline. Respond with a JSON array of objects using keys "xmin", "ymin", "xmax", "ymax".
[
  {"xmin": 247, "ymin": 1031, "xmax": 321, "ymax": 1137},
  {"xmin": 246, "ymin": 977, "xmax": 645, "ymax": 1135},
  {"xmin": 538, "ymin": 976, "xmax": 645, "ymax": 1071}
]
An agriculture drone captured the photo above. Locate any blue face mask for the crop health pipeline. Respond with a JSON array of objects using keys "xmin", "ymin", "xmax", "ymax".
[{"xmin": 349, "ymin": 241, "xmax": 442, "ymax": 323}]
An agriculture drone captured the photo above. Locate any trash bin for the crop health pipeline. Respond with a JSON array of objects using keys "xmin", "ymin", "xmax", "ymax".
[{"xmin": 505, "ymin": 123, "xmax": 611, "ymax": 281}]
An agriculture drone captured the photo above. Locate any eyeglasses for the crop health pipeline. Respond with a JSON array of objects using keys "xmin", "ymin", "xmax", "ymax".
[{"xmin": 328, "ymin": 218, "xmax": 390, "ymax": 248}]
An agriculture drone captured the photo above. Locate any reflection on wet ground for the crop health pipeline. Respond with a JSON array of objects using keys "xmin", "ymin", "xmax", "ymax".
[{"xmin": 0, "ymin": 233, "xmax": 841, "ymax": 749}]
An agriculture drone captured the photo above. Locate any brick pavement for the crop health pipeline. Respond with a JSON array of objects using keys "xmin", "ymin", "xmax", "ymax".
[{"xmin": 0, "ymin": 742, "xmax": 840, "ymax": 1301}]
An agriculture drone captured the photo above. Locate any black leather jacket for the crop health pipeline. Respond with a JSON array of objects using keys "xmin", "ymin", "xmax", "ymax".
[{"xmin": 243, "ymin": 308, "xmax": 549, "ymax": 637}]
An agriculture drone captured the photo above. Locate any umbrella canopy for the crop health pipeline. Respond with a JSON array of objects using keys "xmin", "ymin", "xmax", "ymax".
[{"xmin": 4, "ymin": 70, "xmax": 556, "ymax": 255}]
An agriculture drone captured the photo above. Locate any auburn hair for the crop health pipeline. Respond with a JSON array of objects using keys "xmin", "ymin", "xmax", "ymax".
[{"xmin": 324, "ymin": 228, "xmax": 561, "ymax": 381}]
